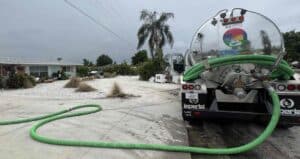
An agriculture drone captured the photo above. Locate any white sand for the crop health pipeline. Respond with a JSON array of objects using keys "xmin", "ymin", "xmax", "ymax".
[{"xmin": 0, "ymin": 76, "xmax": 190, "ymax": 159}]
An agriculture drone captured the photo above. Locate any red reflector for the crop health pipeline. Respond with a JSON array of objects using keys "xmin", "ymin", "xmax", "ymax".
[
  {"xmin": 231, "ymin": 17, "xmax": 236, "ymax": 21},
  {"xmin": 287, "ymin": 84, "xmax": 296, "ymax": 91},
  {"xmin": 223, "ymin": 18, "xmax": 228, "ymax": 23},
  {"xmin": 188, "ymin": 85, "xmax": 194, "ymax": 90},
  {"xmin": 193, "ymin": 112, "xmax": 201, "ymax": 117},
  {"xmin": 239, "ymin": 16, "xmax": 244, "ymax": 21},
  {"xmin": 182, "ymin": 84, "xmax": 188, "ymax": 90}
]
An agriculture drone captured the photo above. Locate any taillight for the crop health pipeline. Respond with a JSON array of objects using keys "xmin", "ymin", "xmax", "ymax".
[
  {"xmin": 277, "ymin": 84, "xmax": 286, "ymax": 91},
  {"xmin": 188, "ymin": 85, "xmax": 194, "ymax": 90},
  {"xmin": 182, "ymin": 84, "xmax": 188, "ymax": 90},
  {"xmin": 231, "ymin": 17, "xmax": 236, "ymax": 21},
  {"xmin": 239, "ymin": 16, "xmax": 244, "ymax": 21},
  {"xmin": 192, "ymin": 111, "xmax": 201, "ymax": 117},
  {"xmin": 287, "ymin": 84, "xmax": 296, "ymax": 91},
  {"xmin": 223, "ymin": 18, "xmax": 228, "ymax": 23},
  {"xmin": 195, "ymin": 85, "xmax": 201, "ymax": 90}
]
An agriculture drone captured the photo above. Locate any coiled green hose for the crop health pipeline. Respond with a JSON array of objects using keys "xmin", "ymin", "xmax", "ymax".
[
  {"xmin": 0, "ymin": 90, "xmax": 280, "ymax": 155},
  {"xmin": 0, "ymin": 55, "xmax": 291, "ymax": 155},
  {"xmin": 183, "ymin": 55, "xmax": 294, "ymax": 81}
]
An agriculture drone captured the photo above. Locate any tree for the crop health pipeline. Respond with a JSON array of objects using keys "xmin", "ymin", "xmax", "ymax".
[
  {"xmin": 260, "ymin": 30, "xmax": 272, "ymax": 55},
  {"xmin": 96, "ymin": 54, "xmax": 113, "ymax": 66},
  {"xmin": 197, "ymin": 33, "xmax": 204, "ymax": 53},
  {"xmin": 138, "ymin": 59, "xmax": 164, "ymax": 80},
  {"xmin": 77, "ymin": 66, "xmax": 89, "ymax": 77},
  {"xmin": 283, "ymin": 31, "xmax": 300, "ymax": 62},
  {"xmin": 83, "ymin": 58, "xmax": 93, "ymax": 66},
  {"xmin": 131, "ymin": 50, "xmax": 148, "ymax": 65},
  {"xmin": 137, "ymin": 10, "xmax": 174, "ymax": 59}
]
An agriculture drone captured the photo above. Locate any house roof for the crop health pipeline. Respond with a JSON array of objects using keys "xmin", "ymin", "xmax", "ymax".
[{"xmin": 0, "ymin": 57, "xmax": 82, "ymax": 66}]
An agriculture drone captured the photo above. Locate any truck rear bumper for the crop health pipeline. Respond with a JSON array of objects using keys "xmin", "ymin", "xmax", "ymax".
[{"xmin": 183, "ymin": 110, "xmax": 300, "ymax": 126}]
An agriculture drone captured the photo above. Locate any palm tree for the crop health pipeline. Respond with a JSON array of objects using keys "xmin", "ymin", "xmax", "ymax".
[
  {"xmin": 137, "ymin": 10, "xmax": 174, "ymax": 59},
  {"xmin": 197, "ymin": 33, "xmax": 204, "ymax": 53}
]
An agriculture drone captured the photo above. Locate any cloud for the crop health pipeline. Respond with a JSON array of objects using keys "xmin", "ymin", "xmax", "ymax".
[{"xmin": 0, "ymin": 0, "xmax": 299, "ymax": 63}]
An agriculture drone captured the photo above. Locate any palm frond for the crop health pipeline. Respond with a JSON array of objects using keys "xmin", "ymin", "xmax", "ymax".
[
  {"xmin": 137, "ymin": 24, "xmax": 151, "ymax": 49},
  {"xmin": 137, "ymin": 34, "xmax": 148, "ymax": 49},
  {"xmin": 137, "ymin": 23, "xmax": 150, "ymax": 36},
  {"xmin": 140, "ymin": 9, "xmax": 150, "ymax": 20},
  {"xmin": 163, "ymin": 25, "xmax": 174, "ymax": 47},
  {"xmin": 158, "ymin": 12, "xmax": 174, "ymax": 23},
  {"xmin": 159, "ymin": 29, "xmax": 166, "ymax": 49}
]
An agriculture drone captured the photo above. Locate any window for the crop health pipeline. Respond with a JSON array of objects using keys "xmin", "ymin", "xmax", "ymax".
[
  {"xmin": 29, "ymin": 66, "xmax": 48, "ymax": 77},
  {"xmin": 63, "ymin": 66, "xmax": 72, "ymax": 72}
]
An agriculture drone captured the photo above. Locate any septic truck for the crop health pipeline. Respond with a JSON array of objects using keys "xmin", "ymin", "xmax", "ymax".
[{"xmin": 181, "ymin": 8, "xmax": 300, "ymax": 127}]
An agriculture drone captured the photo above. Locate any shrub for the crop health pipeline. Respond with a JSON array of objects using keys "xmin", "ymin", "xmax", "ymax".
[
  {"xmin": 116, "ymin": 63, "xmax": 137, "ymax": 75},
  {"xmin": 0, "ymin": 76, "xmax": 4, "ymax": 88},
  {"xmin": 138, "ymin": 59, "xmax": 164, "ymax": 80},
  {"xmin": 6, "ymin": 73, "xmax": 36, "ymax": 89},
  {"xmin": 64, "ymin": 77, "xmax": 81, "ymax": 88},
  {"xmin": 107, "ymin": 82, "xmax": 126, "ymax": 98},
  {"xmin": 97, "ymin": 54, "xmax": 113, "ymax": 66},
  {"xmin": 131, "ymin": 50, "xmax": 148, "ymax": 65},
  {"xmin": 60, "ymin": 71, "xmax": 68, "ymax": 80},
  {"xmin": 102, "ymin": 63, "xmax": 137, "ymax": 76},
  {"xmin": 77, "ymin": 66, "xmax": 89, "ymax": 77},
  {"xmin": 27, "ymin": 76, "xmax": 36, "ymax": 86},
  {"xmin": 102, "ymin": 65, "xmax": 118, "ymax": 73},
  {"xmin": 23, "ymin": 78, "xmax": 34, "ymax": 88},
  {"xmin": 75, "ymin": 83, "xmax": 96, "ymax": 92},
  {"xmin": 103, "ymin": 72, "xmax": 117, "ymax": 78}
]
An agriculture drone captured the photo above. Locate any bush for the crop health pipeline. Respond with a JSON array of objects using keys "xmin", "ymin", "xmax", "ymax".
[
  {"xmin": 6, "ymin": 73, "xmax": 36, "ymax": 89},
  {"xmin": 97, "ymin": 54, "xmax": 113, "ymax": 66},
  {"xmin": 23, "ymin": 78, "xmax": 34, "ymax": 88},
  {"xmin": 75, "ymin": 83, "xmax": 96, "ymax": 92},
  {"xmin": 77, "ymin": 66, "xmax": 89, "ymax": 77},
  {"xmin": 138, "ymin": 59, "xmax": 164, "ymax": 80},
  {"xmin": 60, "ymin": 71, "xmax": 68, "ymax": 80},
  {"xmin": 131, "ymin": 50, "xmax": 148, "ymax": 65},
  {"xmin": 64, "ymin": 77, "xmax": 81, "ymax": 88},
  {"xmin": 102, "ymin": 63, "xmax": 137, "ymax": 76},
  {"xmin": 0, "ymin": 76, "xmax": 4, "ymax": 88},
  {"xmin": 107, "ymin": 82, "xmax": 126, "ymax": 98},
  {"xmin": 116, "ymin": 63, "xmax": 137, "ymax": 75},
  {"xmin": 102, "ymin": 65, "xmax": 118, "ymax": 73},
  {"xmin": 103, "ymin": 72, "xmax": 117, "ymax": 78}
]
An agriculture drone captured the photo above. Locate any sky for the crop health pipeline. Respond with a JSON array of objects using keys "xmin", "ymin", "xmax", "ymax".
[{"xmin": 0, "ymin": 0, "xmax": 299, "ymax": 64}]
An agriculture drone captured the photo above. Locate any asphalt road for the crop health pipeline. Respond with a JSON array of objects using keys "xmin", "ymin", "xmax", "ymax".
[{"xmin": 185, "ymin": 115, "xmax": 300, "ymax": 159}]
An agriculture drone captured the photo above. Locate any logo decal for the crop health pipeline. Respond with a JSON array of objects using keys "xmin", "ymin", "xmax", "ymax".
[
  {"xmin": 223, "ymin": 28, "xmax": 248, "ymax": 48},
  {"xmin": 280, "ymin": 98, "xmax": 295, "ymax": 109}
]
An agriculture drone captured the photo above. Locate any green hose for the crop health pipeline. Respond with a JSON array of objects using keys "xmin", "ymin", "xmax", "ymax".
[
  {"xmin": 183, "ymin": 55, "xmax": 294, "ymax": 81},
  {"xmin": 0, "ymin": 54, "xmax": 289, "ymax": 155},
  {"xmin": 0, "ymin": 90, "xmax": 280, "ymax": 155}
]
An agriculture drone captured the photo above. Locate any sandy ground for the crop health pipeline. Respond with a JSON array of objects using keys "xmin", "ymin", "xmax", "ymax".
[{"xmin": 0, "ymin": 76, "xmax": 190, "ymax": 159}]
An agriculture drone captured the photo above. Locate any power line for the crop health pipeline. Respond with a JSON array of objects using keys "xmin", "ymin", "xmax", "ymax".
[{"xmin": 64, "ymin": 0, "xmax": 134, "ymax": 48}]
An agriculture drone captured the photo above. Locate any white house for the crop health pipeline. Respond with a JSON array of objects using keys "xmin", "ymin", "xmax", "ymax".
[{"xmin": 0, "ymin": 57, "xmax": 82, "ymax": 78}]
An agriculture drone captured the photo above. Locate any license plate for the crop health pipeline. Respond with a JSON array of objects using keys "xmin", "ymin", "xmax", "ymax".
[{"xmin": 185, "ymin": 93, "xmax": 198, "ymax": 99}]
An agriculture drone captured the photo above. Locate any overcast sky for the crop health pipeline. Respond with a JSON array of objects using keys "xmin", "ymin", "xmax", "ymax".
[{"xmin": 0, "ymin": 0, "xmax": 299, "ymax": 63}]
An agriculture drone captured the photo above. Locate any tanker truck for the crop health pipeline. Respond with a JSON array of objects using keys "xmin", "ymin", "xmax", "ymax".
[{"xmin": 181, "ymin": 8, "xmax": 300, "ymax": 128}]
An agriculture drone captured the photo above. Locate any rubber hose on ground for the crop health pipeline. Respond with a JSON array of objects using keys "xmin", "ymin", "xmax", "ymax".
[{"xmin": 0, "ymin": 54, "xmax": 287, "ymax": 155}]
